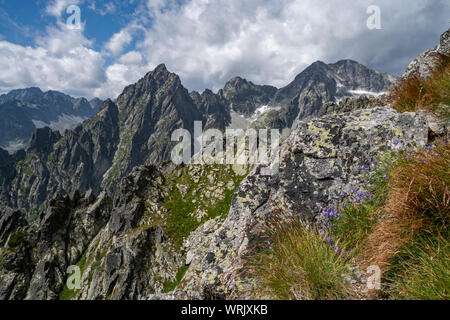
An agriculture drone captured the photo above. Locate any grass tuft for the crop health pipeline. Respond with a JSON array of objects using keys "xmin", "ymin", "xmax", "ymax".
[
  {"xmin": 390, "ymin": 53, "xmax": 450, "ymax": 119},
  {"xmin": 248, "ymin": 221, "xmax": 353, "ymax": 300}
]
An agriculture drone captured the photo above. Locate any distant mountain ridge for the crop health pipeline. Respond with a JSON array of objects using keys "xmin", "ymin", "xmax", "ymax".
[
  {"xmin": 0, "ymin": 59, "xmax": 396, "ymax": 215},
  {"xmin": 0, "ymin": 88, "xmax": 102, "ymax": 153}
]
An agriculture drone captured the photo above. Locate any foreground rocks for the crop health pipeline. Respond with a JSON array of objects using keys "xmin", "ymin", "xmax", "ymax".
[{"xmin": 200, "ymin": 106, "xmax": 429, "ymax": 299}]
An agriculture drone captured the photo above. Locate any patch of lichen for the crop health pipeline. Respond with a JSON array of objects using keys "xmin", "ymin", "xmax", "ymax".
[{"xmin": 308, "ymin": 122, "xmax": 338, "ymax": 157}]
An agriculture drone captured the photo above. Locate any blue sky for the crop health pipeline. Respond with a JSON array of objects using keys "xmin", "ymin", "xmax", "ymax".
[
  {"xmin": 0, "ymin": 0, "xmax": 449, "ymax": 99},
  {"xmin": 0, "ymin": 0, "xmax": 140, "ymax": 55}
]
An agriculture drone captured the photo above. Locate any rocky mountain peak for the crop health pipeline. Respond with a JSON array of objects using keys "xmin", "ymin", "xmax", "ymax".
[
  {"xmin": 220, "ymin": 76, "xmax": 277, "ymax": 116},
  {"xmin": 26, "ymin": 127, "xmax": 61, "ymax": 156},
  {"xmin": 0, "ymin": 87, "xmax": 44, "ymax": 104}
]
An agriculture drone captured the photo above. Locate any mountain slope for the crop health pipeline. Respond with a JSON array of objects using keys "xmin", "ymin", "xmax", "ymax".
[{"xmin": 102, "ymin": 64, "xmax": 203, "ymax": 191}]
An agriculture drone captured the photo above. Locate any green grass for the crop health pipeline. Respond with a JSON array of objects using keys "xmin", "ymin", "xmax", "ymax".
[
  {"xmin": 386, "ymin": 232, "xmax": 450, "ymax": 300},
  {"xmin": 7, "ymin": 231, "xmax": 27, "ymax": 248},
  {"xmin": 248, "ymin": 223, "xmax": 353, "ymax": 300},
  {"xmin": 332, "ymin": 169, "xmax": 389, "ymax": 255},
  {"xmin": 163, "ymin": 165, "xmax": 246, "ymax": 248},
  {"xmin": 162, "ymin": 265, "xmax": 189, "ymax": 293}
]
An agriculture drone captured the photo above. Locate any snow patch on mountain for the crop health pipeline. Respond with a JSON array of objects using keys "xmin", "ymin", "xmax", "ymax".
[
  {"xmin": 348, "ymin": 89, "xmax": 387, "ymax": 97},
  {"xmin": 32, "ymin": 114, "xmax": 87, "ymax": 133}
]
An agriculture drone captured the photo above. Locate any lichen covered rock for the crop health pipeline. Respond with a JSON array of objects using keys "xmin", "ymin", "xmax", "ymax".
[{"xmin": 200, "ymin": 106, "xmax": 429, "ymax": 299}]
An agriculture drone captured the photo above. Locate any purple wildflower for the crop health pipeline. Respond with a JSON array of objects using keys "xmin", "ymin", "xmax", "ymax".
[{"xmin": 394, "ymin": 141, "xmax": 399, "ymax": 146}]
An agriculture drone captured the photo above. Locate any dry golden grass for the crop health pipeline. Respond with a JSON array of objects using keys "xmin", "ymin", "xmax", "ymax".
[
  {"xmin": 362, "ymin": 141, "xmax": 449, "ymax": 298},
  {"xmin": 389, "ymin": 53, "xmax": 450, "ymax": 116}
]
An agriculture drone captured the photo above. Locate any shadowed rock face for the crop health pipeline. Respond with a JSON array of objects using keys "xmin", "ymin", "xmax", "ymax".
[
  {"xmin": 0, "ymin": 99, "xmax": 120, "ymax": 215},
  {"xmin": 219, "ymin": 77, "xmax": 278, "ymax": 117}
]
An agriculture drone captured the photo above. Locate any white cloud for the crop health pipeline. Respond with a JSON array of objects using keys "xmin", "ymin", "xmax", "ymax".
[
  {"xmin": 133, "ymin": 0, "xmax": 449, "ymax": 92},
  {"xmin": 105, "ymin": 29, "xmax": 133, "ymax": 57},
  {"xmin": 0, "ymin": 0, "xmax": 449, "ymax": 100},
  {"xmin": 88, "ymin": 1, "xmax": 116, "ymax": 16},
  {"xmin": 0, "ymin": 22, "xmax": 106, "ymax": 98}
]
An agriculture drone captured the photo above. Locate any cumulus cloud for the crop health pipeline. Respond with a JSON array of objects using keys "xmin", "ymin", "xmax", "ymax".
[
  {"xmin": 0, "ymin": 0, "xmax": 449, "ymax": 100},
  {"xmin": 134, "ymin": 0, "xmax": 450, "ymax": 92},
  {"xmin": 105, "ymin": 29, "xmax": 133, "ymax": 56},
  {"xmin": 0, "ymin": 22, "xmax": 106, "ymax": 98}
]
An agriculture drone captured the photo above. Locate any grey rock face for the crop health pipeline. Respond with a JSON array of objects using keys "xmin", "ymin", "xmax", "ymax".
[
  {"xmin": 317, "ymin": 94, "xmax": 388, "ymax": 117},
  {"xmin": 102, "ymin": 64, "xmax": 203, "ymax": 191},
  {"xmin": 1, "ymin": 99, "xmax": 120, "ymax": 216},
  {"xmin": 190, "ymin": 90, "xmax": 231, "ymax": 130},
  {"xmin": 219, "ymin": 77, "xmax": 277, "ymax": 116},
  {"xmin": 0, "ymin": 190, "xmax": 112, "ymax": 300},
  {"xmin": 0, "ymin": 208, "xmax": 27, "ymax": 247},
  {"xmin": 273, "ymin": 60, "xmax": 395, "ymax": 121},
  {"xmin": 200, "ymin": 107, "xmax": 429, "ymax": 299},
  {"xmin": 403, "ymin": 28, "xmax": 449, "ymax": 79}
]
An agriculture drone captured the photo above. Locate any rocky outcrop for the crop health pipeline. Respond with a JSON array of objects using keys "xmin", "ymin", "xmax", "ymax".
[
  {"xmin": 200, "ymin": 106, "xmax": 429, "ymax": 299},
  {"xmin": 102, "ymin": 64, "xmax": 203, "ymax": 191},
  {"xmin": 403, "ymin": 28, "xmax": 449, "ymax": 79},
  {"xmin": 0, "ymin": 159, "xmax": 245, "ymax": 300},
  {"xmin": 317, "ymin": 94, "xmax": 388, "ymax": 117}
]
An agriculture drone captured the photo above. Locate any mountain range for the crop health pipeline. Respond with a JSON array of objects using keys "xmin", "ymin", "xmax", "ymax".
[
  {"xmin": 0, "ymin": 88, "xmax": 102, "ymax": 153},
  {"xmin": 8, "ymin": 41, "xmax": 447, "ymax": 300},
  {"xmin": 0, "ymin": 59, "xmax": 395, "ymax": 217}
]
